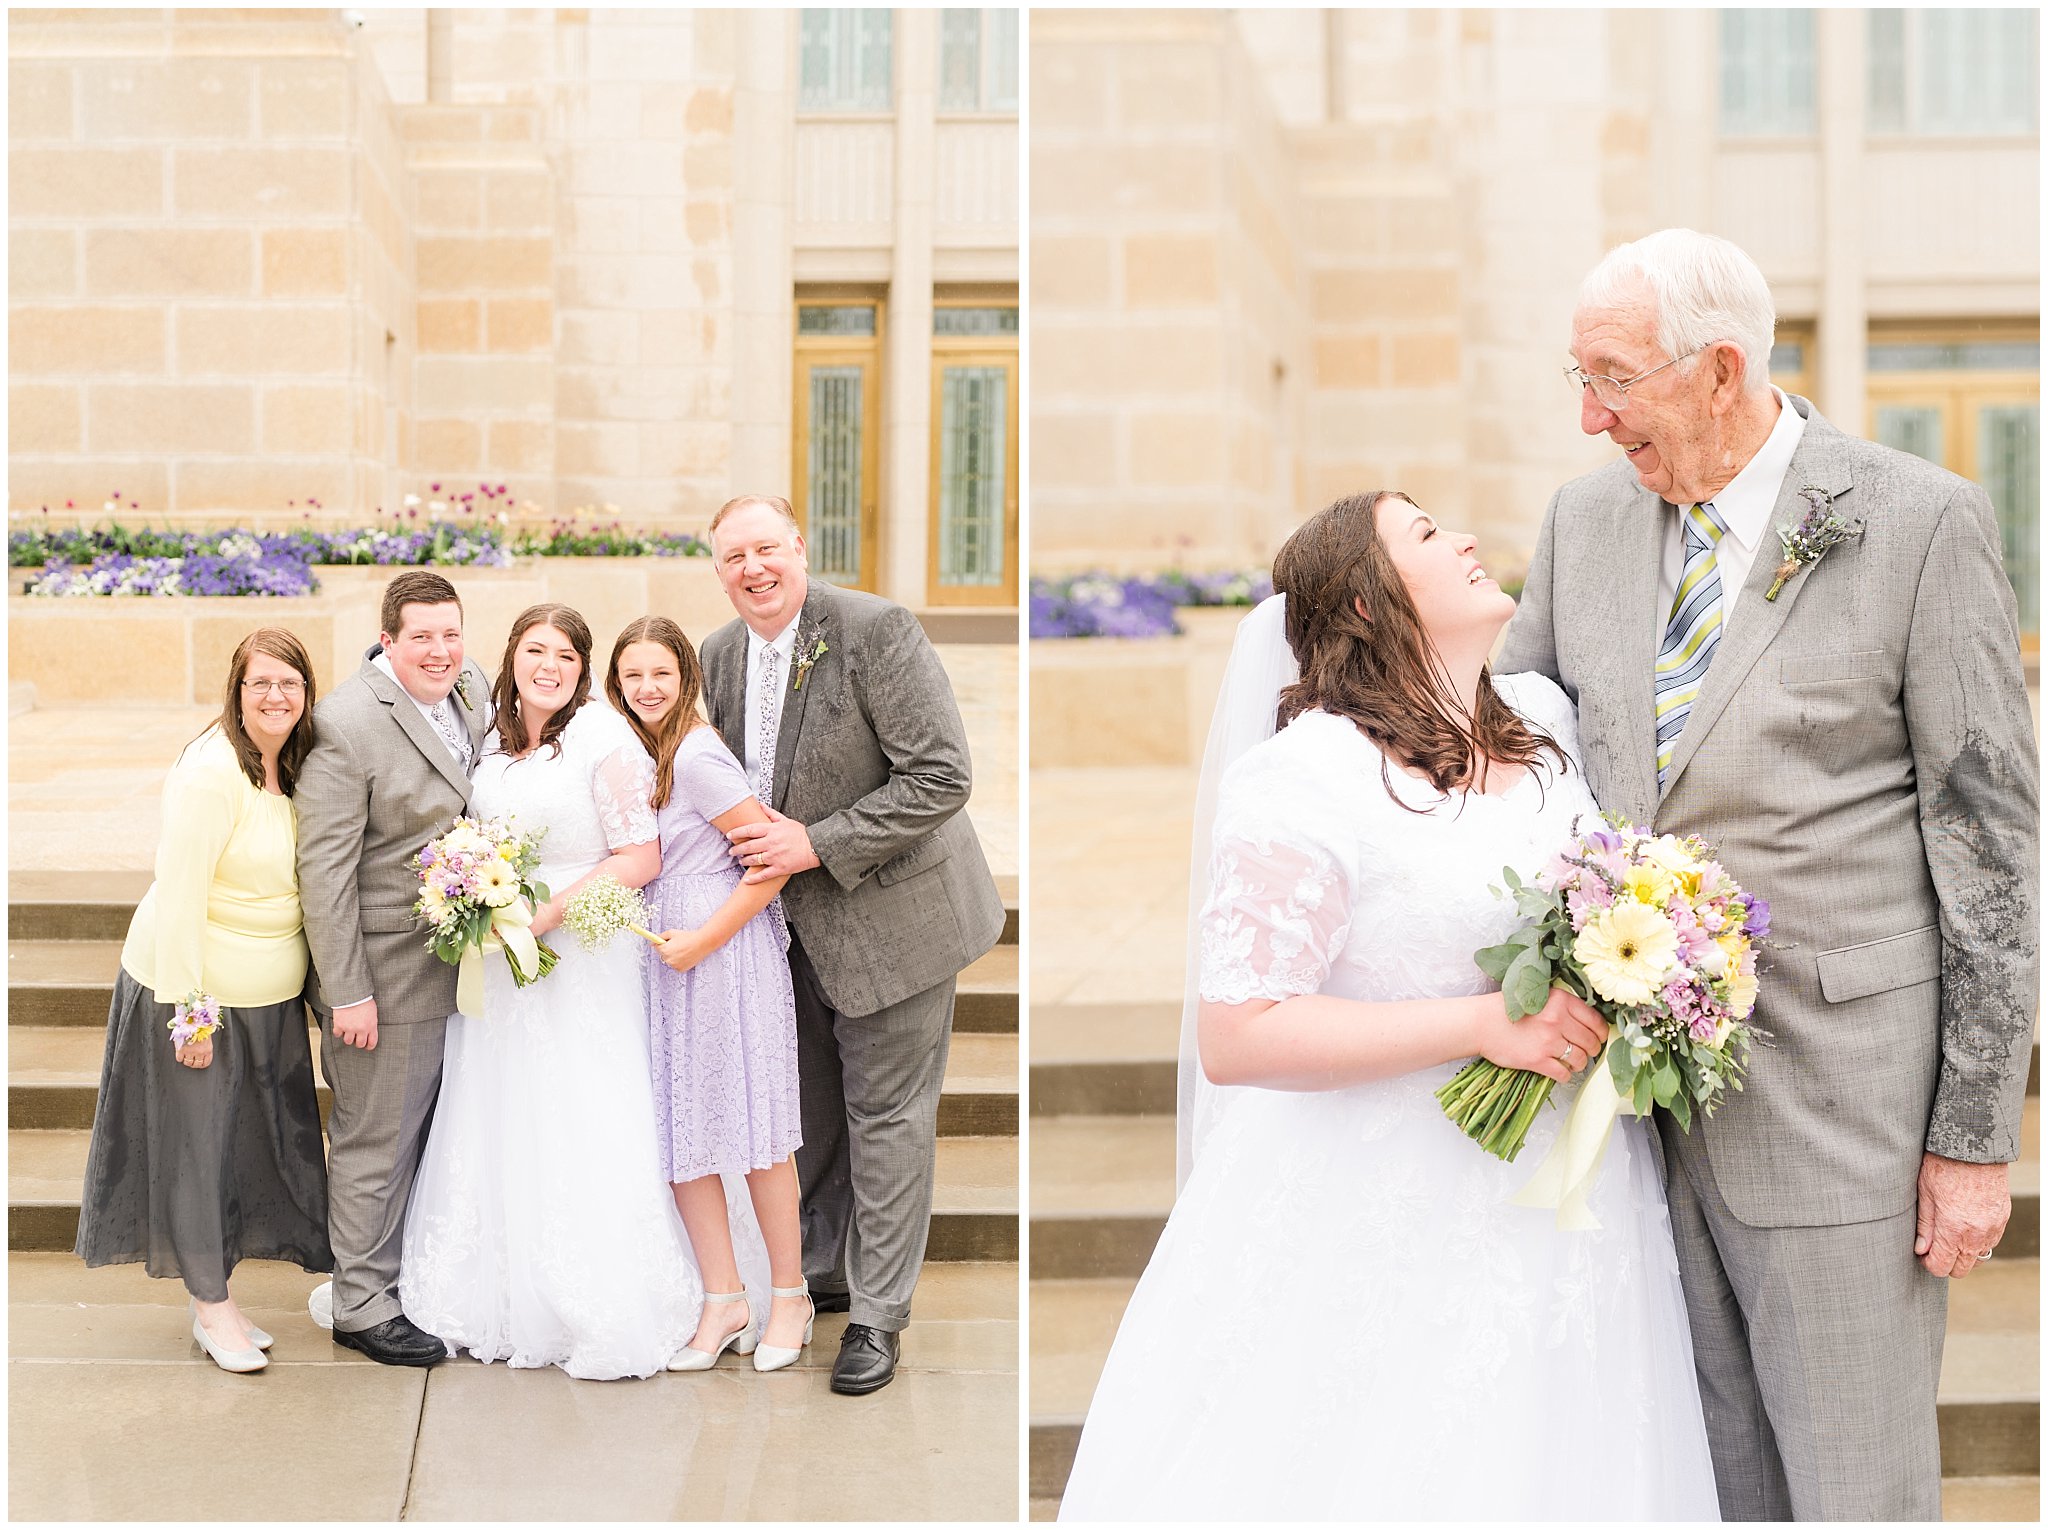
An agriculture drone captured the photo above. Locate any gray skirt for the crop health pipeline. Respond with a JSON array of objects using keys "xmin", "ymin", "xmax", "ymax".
[{"xmin": 74, "ymin": 969, "xmax": 332, "ymax": 1301}]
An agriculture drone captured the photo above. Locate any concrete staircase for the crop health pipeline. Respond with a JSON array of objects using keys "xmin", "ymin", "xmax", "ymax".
[
  {"xmin": 1027, "ymin": 998, "xmax": 2040, "ymax": 1521},
  {"xmin": 9, "ymin": 870, "xmax": 1021, "ymax": 1265}
]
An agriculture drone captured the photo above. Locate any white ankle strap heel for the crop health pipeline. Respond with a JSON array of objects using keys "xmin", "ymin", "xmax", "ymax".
[
  {"xmin": 753, "ymin": 1282, "xmax": 816, "ymax": 1373},
  {"xmin": 668, "ymin": 1290, "xmax": 759, "ymax": 1371}
]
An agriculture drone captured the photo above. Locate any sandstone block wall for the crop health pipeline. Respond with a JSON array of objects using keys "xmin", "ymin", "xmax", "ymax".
[{"xmin": 9, "ymin": 9, "xmax": 413, "ymax": 527}]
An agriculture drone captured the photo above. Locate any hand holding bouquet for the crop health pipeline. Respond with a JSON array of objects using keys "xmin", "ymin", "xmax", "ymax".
[
  {"xmin": 413, "ymin": 816, "xmax": 558, "ymax": 1014},
  {"xmin": 1437, "ymin": 814, "xmax": 1769, "ymax": 1227}
]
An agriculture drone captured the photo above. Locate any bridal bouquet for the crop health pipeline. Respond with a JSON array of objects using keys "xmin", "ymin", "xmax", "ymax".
[
  {"xmin": 560, "ymin": 874, "xmax": 662, "ymax": 951},
  {"xmin": 413, "ymin": 816, "xmax": 558, "ymax": 1013},
  {"xmin": 1436, "ymin": 815, "xmax": 1769, "ymax": 1226}
]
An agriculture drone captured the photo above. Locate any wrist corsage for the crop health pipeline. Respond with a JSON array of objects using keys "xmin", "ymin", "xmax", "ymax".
[{"xmin": 168, "ymin": 991, "xmax": 222, "ymax": 1048}]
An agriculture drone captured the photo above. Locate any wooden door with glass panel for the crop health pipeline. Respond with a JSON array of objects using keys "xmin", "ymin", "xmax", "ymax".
[
  {"xmin": 1866, "ymin": 327, "xmax": 2039, "ymax": 643},
  {"xmin": 793, "ymin": 299, "xmax": 883, "ymax": 592},
  {"xmin": 927, "ymin": 302, "xmax": 1020, "ymax": 606}
]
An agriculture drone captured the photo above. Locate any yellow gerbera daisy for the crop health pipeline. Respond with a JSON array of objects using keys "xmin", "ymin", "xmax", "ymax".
[
  {"xmin": 1621, "ymin": 861, "xmax": 1677, "ymax": 908},
  {"xmin": 1574, "ymin": 902, "xmax": 1679, "ymax": 1007}
]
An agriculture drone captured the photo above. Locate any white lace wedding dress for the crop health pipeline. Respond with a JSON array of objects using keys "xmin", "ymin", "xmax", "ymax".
[
  {"xmin": 1059, "ymin": 674, "xmax": 1720, "ymax": 1520},
  {"xmin": 399, "ymin": 703, "xmax": 703, "ymax": 1380}
]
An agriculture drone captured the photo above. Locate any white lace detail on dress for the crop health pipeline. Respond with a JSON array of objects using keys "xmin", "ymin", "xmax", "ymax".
[{"xmin": 592, "ymin": 742, "xmax": 658, "ymax": 848}]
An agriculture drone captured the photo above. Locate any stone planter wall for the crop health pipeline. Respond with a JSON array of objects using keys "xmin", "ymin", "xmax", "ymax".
[
  {"xmin": 1029, "ymin": 606, "xmax": 1248, "ymax": 769},
  {"xmin": 9, "ymin": 556, "xmax": 733, "ymax": 704}
]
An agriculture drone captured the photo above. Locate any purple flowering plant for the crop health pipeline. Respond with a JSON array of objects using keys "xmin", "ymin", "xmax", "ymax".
[{"xmin": 1030, "ymin": 568, "xmax": 1275, "ymax": 639}]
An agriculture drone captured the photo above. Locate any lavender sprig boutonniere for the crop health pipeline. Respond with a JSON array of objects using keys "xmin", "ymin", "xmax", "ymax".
[
  {"xmin": 1765, "ymin": 487, "xmax": 1864, "ymax": 602},
  {"xmin": 792, "ymin": 629, "xmax": 830, "ymax": 692},
  {"xmin": 453, "ymin": 669, "xmax": 476, "ymax": 710}
]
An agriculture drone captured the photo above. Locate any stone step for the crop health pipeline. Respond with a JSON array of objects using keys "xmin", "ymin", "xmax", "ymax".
[
  {"xmin": 10, "ymin": 869, "xmax": 1021, "ymax": 949},
  {"xmin": 1940, "ymin": 1478, "xmax": 2041, "ymax": 1522},
  {"xmin": 10, "ymin": 1129, "xmax": 1018, "ymax": 1261},
  {"xmin": 1031, "ymin": 1001, "xmax": 2042, "ymax": 1109},
  {"xmin": 6, "ymin": 1024, "xmax": 1017, "ymax": 1139},
  {"xmin": 1026, "ymin": 1259, "xmax": 2040, "ymax": 1503},
  {"xmin": 1029, "ymin": 1098, "xmax": 2042, "ymax": 1278},
  {"xmin": 10, "ymin": 935, "xmax": 1019, "ymax": 1036}
]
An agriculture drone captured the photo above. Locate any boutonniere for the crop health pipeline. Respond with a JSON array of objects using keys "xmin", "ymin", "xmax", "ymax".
[
  {"xmin": 1765, "ymin": 487, "xmax": 1864, "ymax": 601},
  {"xmin": 452, "ymin": 670, "xmax": 476, "ymax": 711},
  {"xmin": 791, "ymin": 629, "xmax": 830, "ymax": 692}
]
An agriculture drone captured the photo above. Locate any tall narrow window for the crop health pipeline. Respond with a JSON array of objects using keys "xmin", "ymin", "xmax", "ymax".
[
  {"xmin": 938, "ymin": 9, "xmax": 1019, "ymax": 113},
  {"xmin": 799, "ymin": 9, "xmax": 894, "ymax": 113},
  {"xmin": 929, "ymin": 300, "xmax": 1019, "ymax": 605},
  {"xmin": 1719, "ymin": 9, "xmax": 1817, "ymax": 135},
  {"xmin": 794, "ymin": 299, "xmax": 884, "ymax": 591},
  {"xmin": 1868, "ymin": 10, "xmax": 2038, "ymax": 133}
]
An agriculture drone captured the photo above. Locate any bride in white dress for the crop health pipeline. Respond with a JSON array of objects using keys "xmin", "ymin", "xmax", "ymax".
[
  {"xmin": 399, "ymin": 603, "xmax": 705, "ymax": 1380},
  {"xmin": 1058, "ymin": 493, "xmax": 1720, "ymax": 1520}
]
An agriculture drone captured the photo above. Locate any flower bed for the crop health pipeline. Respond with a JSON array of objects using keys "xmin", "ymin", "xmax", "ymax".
[
  {"xmin": 12, "ymin": 484, "xmax": 712, "ymax": 597},
  {"xmin": 1029, "ymin": 569, "xmax": 1273, "ymax": 639}
]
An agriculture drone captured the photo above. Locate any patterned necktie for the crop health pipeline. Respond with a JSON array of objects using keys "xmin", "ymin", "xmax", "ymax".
[
  {"xmin": 1654, "ymin": 501, "xmax": 1730, "ymax": 789},
  {"xmin": 430, "ymin": 696, "xmax": 471, "ymax": 772},
  {"xmin": 755, "ymin": 644, "xmax": 782, "ymax": 801}
]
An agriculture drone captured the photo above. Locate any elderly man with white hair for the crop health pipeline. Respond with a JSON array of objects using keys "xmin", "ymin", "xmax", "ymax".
[{"xmin": 1500, "ymin": 228, "xmax": 2037, "ymax": 1521}]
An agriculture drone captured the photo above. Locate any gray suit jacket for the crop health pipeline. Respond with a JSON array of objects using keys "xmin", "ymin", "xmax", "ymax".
[
  {"xmin": 295, "ymin": 647, "xmax": 493, "ymax": 1027},
  {"xmin": 1499, "ymin": 395, "xmax": 2038, "ymax": 1227},
  {"xmin": 700, "ymin": 581, "xmax": 1006, "ymax": 1018}
]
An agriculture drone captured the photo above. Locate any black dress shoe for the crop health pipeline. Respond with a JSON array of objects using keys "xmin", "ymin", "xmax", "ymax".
[
  {"xmin": 810, "ymin": 1289, "xmax": 851, "ymax": 1314},
  {"xmin": 332, "ymin": 1314, "xmax": 447, "ymax": 1367},
  {"xmin": 830, "ymin": 1322, "xmax": 899, "ymax": 1395}
]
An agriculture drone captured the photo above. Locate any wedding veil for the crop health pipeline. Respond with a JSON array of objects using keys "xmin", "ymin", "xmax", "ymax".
[{"xmin": 1175, "ymin": 593, "xmax": 1298, "ymax": 1191}]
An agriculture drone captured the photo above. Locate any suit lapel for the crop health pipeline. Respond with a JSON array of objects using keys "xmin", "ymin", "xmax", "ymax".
[
  {"xmin": 363, "ymin": 657, "xmax": 474, "ymax": 803},
  {"xmin": 769, "ymin": 587, "xmax": 832, "ymax": 812},
  {"xmin": 1658, "ymin": 400, "xmax": 1855, "ymax": 804},
  {"xmin": 1602, "ymin": 487, "xmax": 1667, "ymax": 826}
]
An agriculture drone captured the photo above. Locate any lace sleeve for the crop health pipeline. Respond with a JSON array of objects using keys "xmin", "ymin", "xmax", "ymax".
[
  {"xmin": 1197, "ymin": 803, "xmax": 1354, "ymax": 1007},
  {"xmin": 677, "ymin": 731, "xmax": 756, "ymax": 822},
  {"xmin": 592, "ymin": 740, "xmax": 659, "ymax": 848}
]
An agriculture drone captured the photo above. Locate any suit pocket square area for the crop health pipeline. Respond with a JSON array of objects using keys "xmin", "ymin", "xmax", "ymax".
[
  {"xmin": 873, "ymin": 833, "xmax": 952, "ymax": 886},
  {"xmin": 1815, "ymin": 924, "xmax": 1941, "ymax": 1003}
]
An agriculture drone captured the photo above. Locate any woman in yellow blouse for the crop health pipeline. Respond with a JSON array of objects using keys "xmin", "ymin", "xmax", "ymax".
[{"xmin": 74, "ymin": 628, "xmax": 332, "ymax": 1374}]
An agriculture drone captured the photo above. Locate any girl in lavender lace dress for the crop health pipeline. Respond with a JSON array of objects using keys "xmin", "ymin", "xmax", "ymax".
[{"xmin": 606, "ymin": 616, "xmax": 811, "ymax": 1374}]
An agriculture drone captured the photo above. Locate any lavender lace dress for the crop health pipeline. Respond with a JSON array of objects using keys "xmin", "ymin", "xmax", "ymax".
[{"xmin": 645, "ymin": 727, "xmax": 802, "ymax": 1181}]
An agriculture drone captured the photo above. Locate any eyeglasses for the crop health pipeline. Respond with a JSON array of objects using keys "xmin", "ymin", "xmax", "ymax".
[
  {"xmin": 241, "ymin": 678, "xmax": 305, "ymax": 697},
  {"xmin": 1563, "ymin": 345, "xmax": 1705, "ymax": 411}
]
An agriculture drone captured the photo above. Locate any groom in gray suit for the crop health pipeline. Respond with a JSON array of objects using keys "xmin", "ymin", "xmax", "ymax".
[
  {"xmin": 297, "ymin": 570, "xmax": 493, "ymax": 1367},
  {"xmin": 700, "ymin": 494, "xmax": 1006, "ymax": 1395},
  {"xmin": 1499, "ymin": 229, "xmax": 2037, "ymax": 1519}
]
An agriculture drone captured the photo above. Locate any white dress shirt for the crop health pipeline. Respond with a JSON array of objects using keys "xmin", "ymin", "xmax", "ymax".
[
  {"xmin": 742, "ymin": 616, "xmax": 803, "ymax": 790},
  {"xmin": 1655, "ymin": 387, "xmax": 1807, "ymax": 645}
]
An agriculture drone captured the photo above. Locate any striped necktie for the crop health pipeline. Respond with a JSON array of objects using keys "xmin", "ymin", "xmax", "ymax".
[{"xmin": 1654, "ymin": 501, "xmax": 1730, "ymax": 789}]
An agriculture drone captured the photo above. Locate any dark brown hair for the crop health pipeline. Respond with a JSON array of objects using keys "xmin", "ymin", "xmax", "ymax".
[
  {"xmin": 203, "ymin": 627, "xmax": 318, "ymax": 796},
  {"xmin": 491, "ymin": 603, "xmax": 593, "ymax": 760},
  {"xmin": 1273, "ymin": 490, "xmax": 1565, "ymax": 810},
  {"xmin": 605, "ymin": 615, "xmax": 707, "ymax": 811},
  {"xmin": 379, "ymin": 569, "xmax": 462, "ymax": 640}
]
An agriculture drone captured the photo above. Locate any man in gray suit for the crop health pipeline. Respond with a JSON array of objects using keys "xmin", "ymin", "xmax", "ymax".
[
  {"xmin": 700, "ymin": 494, "xmax": 1006, "ymax": 1395},
  {"xmin": 1499, "ymin": 228, "xmax": 2037, "ymax": 1519},
  {"xmin": 297, "ymin": 570, "xmax": 493, "ymax": 1367}
]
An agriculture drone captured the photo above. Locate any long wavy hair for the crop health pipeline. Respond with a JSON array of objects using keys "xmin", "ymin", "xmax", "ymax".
[
  {"xmin": 202, "ymin": 627, "xmax": 319, "ymax": 795},
  {"xmin": 491, "ymin": 603, "xmax": 593, "ymax": 760},
  {"xmin": 1273, "ymin": 490, "xmax": 1565, "ymax": 811},
  {"xmin": 604, "ymin": 615, "xmax": 707, "ymax": 811}
]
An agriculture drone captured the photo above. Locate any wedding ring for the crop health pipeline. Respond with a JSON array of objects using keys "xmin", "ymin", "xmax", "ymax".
[
  {"xmin": 1976, "ymin": 1250, "xmax": 1993, "ymax": 1262},
  {"xmin": 1558, "ymin": 1043, "xmax": 1577, "ymax": 1067}
]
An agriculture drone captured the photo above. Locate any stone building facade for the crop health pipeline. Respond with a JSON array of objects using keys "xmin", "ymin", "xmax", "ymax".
[
  {"xmin": 1031, "ymin": 8, "xmax": 2039, "ymax": 633},
  {"xmin": 9, "ymin": 7, "xmax": 1020, "ymax": 610}
]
